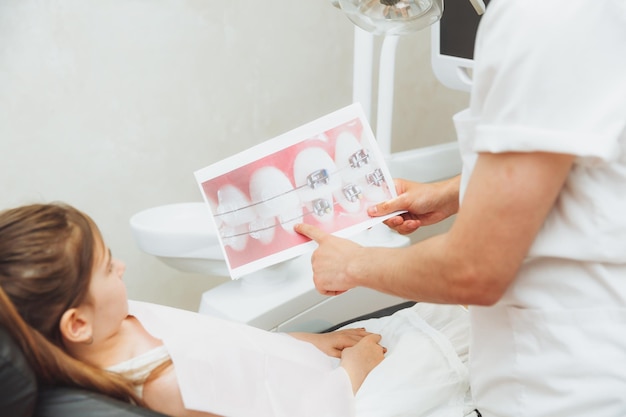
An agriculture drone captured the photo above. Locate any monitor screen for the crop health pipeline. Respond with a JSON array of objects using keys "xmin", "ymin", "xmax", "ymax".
[{"xmin": 431, "ymin": 0, "xmax": 490, "ymax": 91}]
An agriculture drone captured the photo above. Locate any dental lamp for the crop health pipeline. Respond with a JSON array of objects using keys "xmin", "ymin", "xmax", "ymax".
[
  {"xmin": 328, "ymin": 0, "xmax": 485, "ymax": 249},
  {"xmin": 331, "ymin": 0, "xmax": 485, "ymax": 155},
  {"xmin": 331, "ymin": 0, "xmax": 485, "ymax": 36}
]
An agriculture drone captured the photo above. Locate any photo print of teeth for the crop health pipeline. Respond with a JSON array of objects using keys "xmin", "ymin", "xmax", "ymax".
[{"xmin": 194, "ymin": 103, "xmax": 403, "ymax": 279}]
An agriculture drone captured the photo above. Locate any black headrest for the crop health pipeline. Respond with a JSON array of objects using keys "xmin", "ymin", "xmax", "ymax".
[{"xmin": 0, "ymin": 326, "xmax": 38, "ymax": 417}]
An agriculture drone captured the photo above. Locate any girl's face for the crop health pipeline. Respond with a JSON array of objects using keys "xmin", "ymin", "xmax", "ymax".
[{"xmin": 86, "ymin": 237, "xmax": 129, "ymax": 341}]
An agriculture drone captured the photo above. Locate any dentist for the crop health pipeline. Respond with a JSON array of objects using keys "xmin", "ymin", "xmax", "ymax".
[{"xmin": 296, "ymin": 0, "xmax": 626, "ymax": 416}]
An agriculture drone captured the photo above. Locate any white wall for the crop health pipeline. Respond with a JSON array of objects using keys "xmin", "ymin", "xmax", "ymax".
[{"xmin": 0, "ymin": 0, "xmax": 468, "ymax": 311}]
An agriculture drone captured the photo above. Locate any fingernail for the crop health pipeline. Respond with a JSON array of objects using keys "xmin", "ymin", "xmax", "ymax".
[{"xmin": 367, "ymin": 206, "xmax": 377, "ymax": 215}]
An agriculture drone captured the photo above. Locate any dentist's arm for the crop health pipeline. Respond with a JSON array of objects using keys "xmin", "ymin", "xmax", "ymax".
[{"xmin": 295, "ymin": 151, "xmax": 574, "ymax": 305}]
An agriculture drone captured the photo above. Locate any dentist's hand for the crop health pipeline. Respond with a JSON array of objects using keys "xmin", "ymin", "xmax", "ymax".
[
  {"xmin": 367, "ymin": 176, "xmax": 461, "ymax": 235},
  {"xmin": 294, "ymin": 223, "xmax": 363, "ymax": 296}
]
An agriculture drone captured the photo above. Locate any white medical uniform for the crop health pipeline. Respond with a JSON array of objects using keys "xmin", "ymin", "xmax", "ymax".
[{"xmin": 455, "ymin": 0, "xmax": 626, "ymax": 416}]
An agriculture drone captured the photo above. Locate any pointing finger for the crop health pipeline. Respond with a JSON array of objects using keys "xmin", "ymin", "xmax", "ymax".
[{"xmin": 294, "ymin": 223, "xmax": 328, "ymax": 242}]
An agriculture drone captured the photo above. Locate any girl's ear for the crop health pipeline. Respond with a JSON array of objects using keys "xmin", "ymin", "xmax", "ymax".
[{"xmin": 59, "ymin": 308, "xmax": 93, "ymax": 345}]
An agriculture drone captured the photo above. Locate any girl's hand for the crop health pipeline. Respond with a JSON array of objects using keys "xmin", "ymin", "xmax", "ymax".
[
  {"xmin": 340, "ymin": 333, "xmax": 386, "ymax": 393},
  {"xmin": 289, "ymin": 328, "xmax": 373, "ymax": 358}
]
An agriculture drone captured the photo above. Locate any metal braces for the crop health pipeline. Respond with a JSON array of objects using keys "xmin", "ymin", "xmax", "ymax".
[
  {"xmin": 215, "ymin": 148, "xmax": 373, "ymax": 218},
  {"xmin": 342, "ymin": 184, "xmax": 363, "ymax": 202},
  {"xmin": 306, "ymin": 169, "xmax": 330, "ymax": 189},
  {"xmin": 349, "ymin": 149, "xmax": 370, "ymax": 168},
  {"xmin": 220, "ymin": 199, "xmax": 339, "ymax": 240},
  {"xmin": 366, "ymin": 168, "xmax": 385, "ymax": 187},
  {"xmin": 312, "ymin": 198, "xmax": 333, "ymax": 217}
]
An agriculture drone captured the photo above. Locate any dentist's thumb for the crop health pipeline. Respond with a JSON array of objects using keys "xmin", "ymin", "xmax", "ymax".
[
  {"xmin": 294, "ymin": 223, "xmax": 327, "ymax": 242},
  {"xmin": 367, "ymin": 196, "xmax": 404, "ymax": 217}
]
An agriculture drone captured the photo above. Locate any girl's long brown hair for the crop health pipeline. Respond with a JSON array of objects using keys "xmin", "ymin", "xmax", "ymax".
[{"xmin": 0, "ymin": 203, "xmax": 142, "ymax": 405}]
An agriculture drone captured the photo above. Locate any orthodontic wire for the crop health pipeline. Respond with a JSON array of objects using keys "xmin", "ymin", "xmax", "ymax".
[
  {"xmin": 213, "ymin": 163, "xmax": 360, "ymax": 218},
  {"xmin": 220, "ymin": 174, "xmax": 390, "ymax": 240},
  {"xmin": 219, "ymin": 199, "xmax": 345, "ymax": 239},
  {"xmin": 214, "ymin": 181, "xmax": 312, "ymax": 218}
]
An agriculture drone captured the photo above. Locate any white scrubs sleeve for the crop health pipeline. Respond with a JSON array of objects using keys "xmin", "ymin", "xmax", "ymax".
[
  {"xmin": 459, "ymin": 0, "xmax": 626, "ymax": 263},
  {"xmin": 470, "ymin": 0, "xmax": 626, "ymax": 164}
]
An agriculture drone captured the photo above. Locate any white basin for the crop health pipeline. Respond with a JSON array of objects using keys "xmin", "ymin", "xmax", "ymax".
[
  {"xmin": 386, "ymin": 141, "xmax": 462, "ymax": 183},
  {"xmin": 130, "ymin": 202, "xmax": 228, "ymax": 275}
]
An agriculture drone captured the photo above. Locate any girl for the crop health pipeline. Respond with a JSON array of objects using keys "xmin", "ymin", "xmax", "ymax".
[{"xmin": 0, "ymin": 203, "xmax": 472, "ymax": 417}]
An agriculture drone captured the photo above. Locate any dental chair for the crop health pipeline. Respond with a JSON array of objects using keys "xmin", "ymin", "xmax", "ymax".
[{"xmin": 0, "ymin": 326, "xmax": 167, "ymax": 417}]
